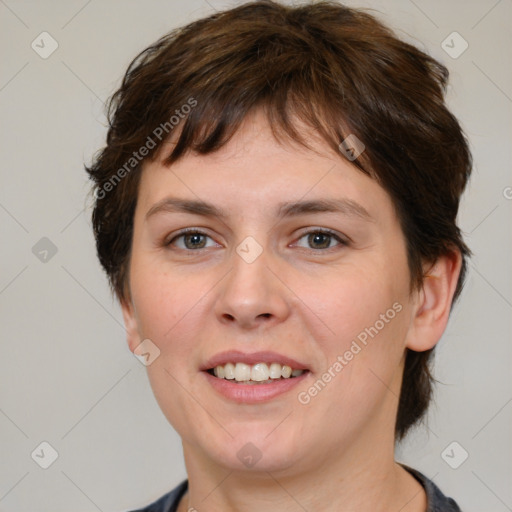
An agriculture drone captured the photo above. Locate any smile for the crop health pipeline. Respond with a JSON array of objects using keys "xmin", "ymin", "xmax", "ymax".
[
  {"xmin": 208, "ymin": 362, "xmax": 306, "ymax": 383},
  {"xmin": 201, "ymin": 350, "xmax": 311, "ymax": 402}
]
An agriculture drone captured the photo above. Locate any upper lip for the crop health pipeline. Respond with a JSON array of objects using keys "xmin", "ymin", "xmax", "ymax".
[{"xmin": 201, "ymin": 350, "xmax": 310, "ymax": 371}]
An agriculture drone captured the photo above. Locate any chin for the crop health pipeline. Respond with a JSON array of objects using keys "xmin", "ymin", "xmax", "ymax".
[{"xmin": 203, "ymin": 431, "xmax": 304, "ymax": 474}]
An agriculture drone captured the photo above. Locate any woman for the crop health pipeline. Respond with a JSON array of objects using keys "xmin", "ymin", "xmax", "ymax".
[{"xmin": 86, "ymin": 1, "xmax": 471, "ymax": 510}]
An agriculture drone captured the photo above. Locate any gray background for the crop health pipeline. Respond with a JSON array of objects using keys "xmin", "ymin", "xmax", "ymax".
[{"xmin": 0, "ymin": 0, "xmax": 510, "ymax": 511}]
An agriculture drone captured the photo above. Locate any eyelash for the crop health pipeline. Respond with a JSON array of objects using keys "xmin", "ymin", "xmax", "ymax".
[{"xmin": 165, "ymin": 227, "xmax": 348, "ymax": 252}]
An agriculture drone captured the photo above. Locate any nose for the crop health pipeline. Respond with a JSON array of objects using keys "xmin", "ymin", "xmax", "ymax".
[{"xmin": 214, "ymin": 242, "xmax": 291, "ymax": 330}]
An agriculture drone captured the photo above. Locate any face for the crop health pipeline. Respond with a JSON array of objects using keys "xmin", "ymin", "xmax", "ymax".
[{"xmin": 122, "ymin": 111, "xmax": 422, "ymax": 476}]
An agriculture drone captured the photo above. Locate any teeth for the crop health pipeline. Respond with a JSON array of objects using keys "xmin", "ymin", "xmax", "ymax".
[
  {"xmin": 223, "ymin": 362, "xmax": 235, "ymax": 380},
  {"xmin": 212, "ymin": 362, "xmax": 305, "ymax": 383},
  {"xmin": 234, "ymin": 363, "xmax": 251, "ymax": 382},
  {"xmin": 251, "ymin": 363, "xmax": 269, "ymax": 381},
  {"xmin": 281, "ymin": 365, "xmax": 292, "ymax": 378},
  {"xmin": 269, "ymin": 362, "xmax": 282, "ymax": 379}
]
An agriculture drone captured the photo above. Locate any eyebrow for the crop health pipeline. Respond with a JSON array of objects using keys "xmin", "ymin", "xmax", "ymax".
[{"xmin": 145, "ymin": 197, "xmax": 374, "ymax": 222}]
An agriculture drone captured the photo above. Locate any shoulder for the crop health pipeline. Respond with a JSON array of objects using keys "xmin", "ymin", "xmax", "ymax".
[
  {"xmin": 401, "ymin": 464, "xmax": 462, "ymax": 512},
  {"xmin": 126, "ymin": 480, "xmax": 188, "ymax": 512}
]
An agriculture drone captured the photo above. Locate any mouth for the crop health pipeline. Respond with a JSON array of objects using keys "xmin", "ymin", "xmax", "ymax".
[
  {"xmin": 205, "ymin": 362, "xmax": 308, "ymax": 384},
  {"xmin": 201, "ymin": 350, "xmax": 311, "ymax": 403}
]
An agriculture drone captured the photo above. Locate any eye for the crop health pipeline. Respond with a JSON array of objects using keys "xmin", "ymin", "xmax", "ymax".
[
  {"xmin": 294, "ymin": 229, "xmax": 348, "ymax": 250},
  {"xmin": 166, "ymin": 229, "xmax": 218, "ymax": 250},
  {"xmin": 165, "ymin": 228, "xmax": 348, "ymax": 252}
]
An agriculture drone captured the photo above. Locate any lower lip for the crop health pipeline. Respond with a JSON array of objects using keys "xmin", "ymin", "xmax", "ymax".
[{"xmin": 203, "ymin": 371, "xmax": 310, "ymax": 404}]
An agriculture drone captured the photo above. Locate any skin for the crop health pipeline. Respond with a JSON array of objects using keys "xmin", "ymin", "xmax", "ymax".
[{"xmin": 122, "ymin": 110, "xmax": 461, "ymax": 512}]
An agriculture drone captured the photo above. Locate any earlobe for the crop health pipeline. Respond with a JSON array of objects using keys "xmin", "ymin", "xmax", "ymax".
[
  {"xmin": 120, "ymin": 298, "xmax": 141, "ymax": 353},
  {"xmin": 405, "ymin": 251, "xmax": 462, "ymax": 352}
]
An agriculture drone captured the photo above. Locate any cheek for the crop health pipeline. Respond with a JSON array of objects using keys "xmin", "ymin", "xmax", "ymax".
[
  {"xmin": 320, "ymin": 263, "xmax": 402, "ymax": 338},
  {"xmin": 314, "ymin": 259, "xmax": 410, "ymax": 393},
  {"xmin": 130, "ymin": 261, "xmax": 203, "ymax": 338},
  {"xmin": 303, "ymin": 291, "xmax": 408, "ymax": 437},
  {"xmin": 130, "ymin": 267, "xmax": 211, "ymax": 433},
  {"xmin": 129, "ymin": 262, "xmax": 221, "ymax": 385}
]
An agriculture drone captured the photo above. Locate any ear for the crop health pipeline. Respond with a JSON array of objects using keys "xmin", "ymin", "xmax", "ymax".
[
  {"xmin": 120, "ymin": 297, "xmax": 141, "ymax": 354},
  {"xmin": 405, "ymin": 250, "xmax": 462, "ymax": 352}
]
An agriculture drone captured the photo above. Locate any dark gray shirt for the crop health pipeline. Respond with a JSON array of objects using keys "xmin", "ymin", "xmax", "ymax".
[{"xmin": 129, "ymin": 465, "xmax": 461, "ymax": 512}]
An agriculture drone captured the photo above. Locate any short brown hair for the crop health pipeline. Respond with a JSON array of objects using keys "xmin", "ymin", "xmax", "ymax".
[{"xmin": 86, "ymin": 0, "xmax": 472, "ymax": 441}]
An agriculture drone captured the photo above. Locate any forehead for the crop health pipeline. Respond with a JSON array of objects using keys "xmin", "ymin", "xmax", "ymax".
[{"xmin": 137, "ymin": 110, "xmax": 396, "ymax": 225}]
